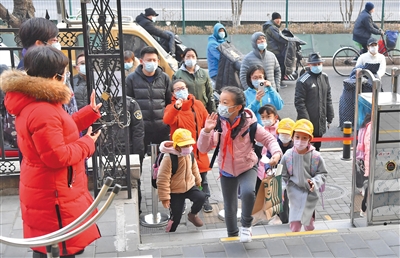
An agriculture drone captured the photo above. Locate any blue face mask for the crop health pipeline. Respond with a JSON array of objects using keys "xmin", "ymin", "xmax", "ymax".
[
  {"xmin": 217, "ymin": 104, "xmax": 236, "ymax": 118},
  {"xmin": 124, "ymin": 62, "xmax": 133, "ymax": 70},
  {"xmin": 257, "ymin": 42, "xmax": 267, "ymax": 51},
  {"xmin": 184, "ymin": 59, "xmax": 196, "ymax": 68},
  {"xmin": 144, "ymin": 61, "xmax": 158, "ymax": 73},
  {"xmin": 79, "ymin": 64, "xmax": 86, "ymax": 75},
  {"xmin": 311, "ymin": 65, "xmax": 323, "ymax": 74},
  {"xmin": 251, "ymin": 79, "xmax": 264, "ymax": 89},
  {"xmin": 218, "ymin": 31, "xmax": 225, "ymax": 39},
  {"xmin": 175, "ymin": 89, "xmax": 188, "ymax": 100}
]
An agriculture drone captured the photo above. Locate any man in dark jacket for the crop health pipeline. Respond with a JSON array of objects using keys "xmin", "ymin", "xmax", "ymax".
[
  {"xmin": 353, "ymin": 2, "xmax": 384, "ymax": 54},
  {"xmin": 126, "ymin": 46, "xmax": 172, "ymax": 154},
  {"xmin": 135, "ymin": 8, "xmax": 175, "ymax": 57},
  {"xmin": 263, "ymin": 12, "xmax": 288, "ymax": 81},
  {"xmin": 73, "ymin": 52, "xmax": 88, "ymax": 110},
  {"xmin": 294, "ymin": 53, "xmax": 334, "ymax": 151}
]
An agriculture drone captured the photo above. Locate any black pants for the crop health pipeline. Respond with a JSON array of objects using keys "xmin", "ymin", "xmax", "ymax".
[
  {"xmin": 312, "ymin": 135, "xmax": 322, "ymax": 151},
  {"xmin": 362, "ymin": 186, "xmax": 369, "ymax": 212},
  {"xmin": 168, "ymin": 186, "xmax": 206, "ymax": 232},
  {"xmin": 200, "ymin": 172, "xmax": 210, "ymax": 198},
  {"xmin": 276, "ymin": 54, "xmax": 286, "ymax": 80}
]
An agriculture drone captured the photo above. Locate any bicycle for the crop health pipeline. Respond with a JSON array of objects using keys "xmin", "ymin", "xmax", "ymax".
[{"xmin": 332, "ymin": 34, "xmax": 400, "ymax": 77}]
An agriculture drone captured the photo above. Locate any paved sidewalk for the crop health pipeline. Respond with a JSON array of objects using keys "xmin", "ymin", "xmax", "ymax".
[{"xmin": 1, "ymin": 151, "xmax": 399, "ymax": 257}]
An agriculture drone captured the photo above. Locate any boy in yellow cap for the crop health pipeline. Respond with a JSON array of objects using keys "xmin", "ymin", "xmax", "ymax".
[
  {"xmin": 280, "ymin": 119, "xmax": 328, "ymax": 232},
  {"xmin": 157, "ymin": 128, "xmax": 206, "ymax": 232}
]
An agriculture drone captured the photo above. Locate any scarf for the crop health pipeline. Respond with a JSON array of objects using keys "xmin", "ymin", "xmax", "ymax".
[{"xmin": 221, "ymin": 116, "xmax": 241, "ymax": 170}]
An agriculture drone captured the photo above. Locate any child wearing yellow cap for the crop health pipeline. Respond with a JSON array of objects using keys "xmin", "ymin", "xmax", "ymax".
[
  {"xmin": 157, "ymin": 128, "xmax": 206, "ymax": 232},
  {"xmin": 280, "ymin": 119, "xmax": 328, "ymax": 232}
]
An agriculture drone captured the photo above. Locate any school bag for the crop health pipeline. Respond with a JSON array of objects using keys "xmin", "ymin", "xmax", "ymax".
[
  {"xmin": 285, "ymin": 149, "xmax": 326, "ymax": 209},
  {"xmin": 152, "ymin": 152, "xmax": 195, "ymax": 189},
  {"xmin": 209, "ymin": 116, "xmax": 258, "ymax": 168}
]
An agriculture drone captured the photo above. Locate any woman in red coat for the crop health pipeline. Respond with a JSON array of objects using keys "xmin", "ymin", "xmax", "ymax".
[
  {"xmin": 0, "ymin": 46, "xmax": 102, "ymax": 257},
  {"xmin": 163, "ymin": 79, "xmax": 213, "ymax": 212}
]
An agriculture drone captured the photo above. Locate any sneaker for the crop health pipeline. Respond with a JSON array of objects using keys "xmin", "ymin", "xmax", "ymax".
[
  {"xmin": 268, "ymin": 215, "xmax": 282, "ymax": 225},
  {"xmin": 360, "ymin": 210, "xmax": 365, "ymax": 217},
  {"xmin": 357, "ymin": 187, "xmax": 365, "ymax": 196},
  {"xmin": 240, "ymin": 227, "xmax": 252, "ymax": 243},
  {"xmin": 203, "ymin": 198, "xmax": 213, "ymax": 213},
  {"xmin": 188, "ymin": 212, "xmax": 203, "ymax": 227},
  {"xmin": 182, "ymin": 203, "xmax": 187, "ymax": 215}
]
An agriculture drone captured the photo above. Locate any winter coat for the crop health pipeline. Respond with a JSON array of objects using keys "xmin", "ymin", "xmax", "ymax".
[
  {"xmin": 157, "ymin": 141, "xmax": 202, "ymax": 201},
  {"xmin": 281, "ymin": 145, "xmax": 327, "ymax": 225},
  {"xmin": 257, "ymin": 122, "xmax": 279, "ymax": 179},
  {"xmin": 126, "ymin": 65, "xmax": 172, "ymax": 138},
  {"xmin": 73, "ymin": 74, "xmax": 88, "ymax": 110},
  {"xmin": 239, "ymin": 32, "xmax": 281, "ymax": 90},
  {"xmin": 295, "ymin": 71, "xmax": 334, "ymax": 136},
  {"xmin": 173, "ymin": 64, "xmax": 216, "ymax": 113},
  {"xmin": 0, "ymin": 70, "xmax": 101, "ymax": 255},
  {"xmin": 135, "ymin": 13, "xmax": 171, "ymax": 40},
  {"xmin": 197, "ymin": 108, "xmax": 282, "ymax": 177},
  {"xmin": 364, "ymin": 122, "xmax": 372, "ymax": 177},
  {"xmin": 244, "ymin": 87, "xmax": 283, "ymax": 125},
  {"xmin": 206, "ymin": 23, "xmax": 228, "ymax": 78},
  {"xmin": 263, "ymin": 20, "xmax": 288, "ymax": 55},
  {"xmin": 163, "ymin": 94, "xmax": 210, "ymax": 173},
  {"xmin": 355, "ymin": 52, "xmax": 386, "ymax": 79},
  {"xmin": 353, "ymin": 9, "xmax": 381, "ymax": 46}
]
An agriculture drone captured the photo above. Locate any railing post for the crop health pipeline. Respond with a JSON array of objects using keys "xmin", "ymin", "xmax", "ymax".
[{"xmin": 342, "ymin": 121, "xmax": 352, "ymax": 160}]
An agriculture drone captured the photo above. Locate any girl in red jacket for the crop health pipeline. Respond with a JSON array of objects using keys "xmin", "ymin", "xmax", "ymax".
[{"xmin": 0, "ymin": 46, "xmax": 102, "ymax": 257}]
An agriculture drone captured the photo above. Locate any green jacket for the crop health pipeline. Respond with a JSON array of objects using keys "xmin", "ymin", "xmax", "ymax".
[{"xmin": 173, "ymin": 65, "xmax": 216, "ymax": 113}]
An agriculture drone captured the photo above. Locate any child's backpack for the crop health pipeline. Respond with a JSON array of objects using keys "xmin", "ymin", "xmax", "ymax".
[
  {"xmin": 285, "ymin": 149, "xmax": 326, "ymax": 209},
  {"xmin": 209, "ymin": 116, "xmax": 258, "ymax": 168},
  {"xmin": 152, "ymin": 152, "xmax": 195, "ymax": 189}
]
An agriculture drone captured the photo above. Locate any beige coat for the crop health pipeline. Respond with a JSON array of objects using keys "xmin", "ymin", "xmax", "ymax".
[{"xmin": 157, "ymin": 141, "xmax": 202, "ymax": 201}]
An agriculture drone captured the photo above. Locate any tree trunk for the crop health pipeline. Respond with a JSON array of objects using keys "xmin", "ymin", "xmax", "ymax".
[
  {"xmin": 231, "ymin": 0, "xmax": 244, "ymax": 27},
  {"xmin": 0, "ymin": 0, "xmax": 35, "ymax": 28}
]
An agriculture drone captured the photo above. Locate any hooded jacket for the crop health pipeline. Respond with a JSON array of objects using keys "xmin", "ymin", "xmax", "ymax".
[
  {"xmin": 157, "ymin": 141, "xmax": 202, "ymax": 201},
  {"xmin": 197, "ymin": 108, "xmax": 282, "ymax": 177},
  {"xmin": 126, "ymin": 65, "xmax": 172, "ymax": 137},
  {"xmin": 206, "ymin": 23, "xmax": 228, "ymax": 78},
  {"xmin": 239, "ymin": 32, "xmax": 281, "ymax": 90},
  {"xmin": 135, "ymin": 13, "xmax": 171, "ymax": 40},
  {"xmin": 0, "ymin": 70, "xmax": 101, "ymax": 255},
  {"xmin": 281, "ymin": 145, "xmax": 327, "ymax": 225},
  {"xmin": 173, "ymin": 64, "xmax": 216, "ymax": 113},
  {"xmin": 295, "ymin": 70, "xmax": 334, "ymax": 136},
  {"xmin": 163, "ymin": 94, "xmax": 210, "ymax": 173},
  {"xmin": 263, "ymin": 20, "xmax": 288, "ymax": 55},
  {"xmin": 353, "ymin": 9, "xmax": 381, "ymax": 46}
]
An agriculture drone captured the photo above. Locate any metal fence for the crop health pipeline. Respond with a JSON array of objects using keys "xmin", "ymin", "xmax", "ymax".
[{"xmin": 1, "ymin": 0, "xmax": 399, "ymax": 25}]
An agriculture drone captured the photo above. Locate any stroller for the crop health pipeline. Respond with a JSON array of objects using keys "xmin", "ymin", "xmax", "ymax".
[{"xmin": 281, "ymin": 28, "xmax": 307, "ymax": 80}]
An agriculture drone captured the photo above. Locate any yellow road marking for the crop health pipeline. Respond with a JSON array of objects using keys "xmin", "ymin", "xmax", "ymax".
[{"xmin": 325, "ymin": 215, "xmax": 332, "ymax": 220}]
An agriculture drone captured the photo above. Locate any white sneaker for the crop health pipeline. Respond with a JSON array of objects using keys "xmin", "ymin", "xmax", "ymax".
[
  {"xmin": 268, "ymin": 215, "xmax": 282, "ymax": 225},
  {"xmin": 360, "ymin": 210, "xmax": 366, "ymax": 217},
  {"xmin": 240, "ymin": 227, "xmax": 252, "ymax": 243}
]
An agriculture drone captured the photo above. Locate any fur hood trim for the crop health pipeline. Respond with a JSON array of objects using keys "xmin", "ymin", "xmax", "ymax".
[{"xmin": 0, "ymin": 69, "xmax": 71, "ymax": 104}]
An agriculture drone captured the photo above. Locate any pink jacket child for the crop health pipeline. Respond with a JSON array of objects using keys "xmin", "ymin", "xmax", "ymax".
[
  {"xmin": 257, "ymin": 120, "xmax": 279, "ymax": 180},
  {"xmin": 197, "ymin": 109, "xmax": 282, "ymax": 177}
]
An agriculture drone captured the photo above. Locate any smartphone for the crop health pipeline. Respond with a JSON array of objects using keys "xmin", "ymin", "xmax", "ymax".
[
  {"xmin": 259, "ymin": 82, "xmax": 265, "ymax": 92},
  {"xmin": 91, "ymin": 124, "xmax": 106, "ymax": 136}
]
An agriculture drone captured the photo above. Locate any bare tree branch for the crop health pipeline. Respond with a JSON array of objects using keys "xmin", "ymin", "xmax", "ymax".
[{"xmin": 0, "ymin": 0, "xmax": 35, "ymax": 28}]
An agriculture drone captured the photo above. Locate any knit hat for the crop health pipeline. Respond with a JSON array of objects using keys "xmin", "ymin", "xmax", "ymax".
[
  {"xmin": 172, "ymin": 128, "xmax": 196, "ymax": 148},
  {"xmin": 293, "ymin": 119, "xmax": 314, "ymax": 140},
  {"xmin": 272, "ymin": 12, "xmax": 281, "ymax": 20},
  {"xmin": 365, "ymin": 2, "xmax": 374, "ymax": 12},
  {"xmin": 276, "ymin": 118, "xmax": 295, "ymax": 135}
]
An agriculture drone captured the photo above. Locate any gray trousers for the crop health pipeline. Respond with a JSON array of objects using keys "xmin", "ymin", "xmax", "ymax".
[{"xmin": 220, "ymin": 165, "xmax": 257, "ymax": 237}]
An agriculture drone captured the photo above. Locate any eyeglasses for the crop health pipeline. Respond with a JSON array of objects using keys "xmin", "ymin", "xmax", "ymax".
[
  {"xmin": 45, "ymin": 37, "xmax": 59, "ymax": 44},
  {"xmin": 251, "ymin": 76, "xmax": 264, "ymax": 80},
  {"xmin": 56, "ymin": 71, "xmax": 71, "ymax": 79},
  {"xmin": 173, "ymin": 87, "xmax": 186, "ymax": 92}
]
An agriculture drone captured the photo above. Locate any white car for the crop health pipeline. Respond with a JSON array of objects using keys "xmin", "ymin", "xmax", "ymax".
[{"xmin": 0, "ymin": 43, "xmax": 20, "ymax": 68}]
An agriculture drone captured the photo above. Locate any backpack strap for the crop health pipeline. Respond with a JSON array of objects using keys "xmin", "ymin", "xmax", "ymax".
[
  {"xmin": 170, "ymin": 154, "xmax": 179, "ymax": 175},
  {"xmin": 209, "ymin": 117, "xmax": 222, "ymax": 169}
]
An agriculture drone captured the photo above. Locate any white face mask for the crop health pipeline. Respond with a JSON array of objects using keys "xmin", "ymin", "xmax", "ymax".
[
  {"xmin": 294, "ymin": 139, "xmax": 309, "ymax": 151},
  {"xmin": 369, "ymin": 46, "xmax": 378, "ymax": 55},
  {"xmin": 279, "ymin": 134, "xmax": 292, "ymax": 144},
  {"xmin": 262, "ymin": 119, "xmax": 273, "ymax": 127},
  {"xmin": 151, "ymin": 16, "xmax": 157, "ymax": 22},
  {"xmin": 52, "ymin": 42, "xmax": 62, "ymax": 51}
]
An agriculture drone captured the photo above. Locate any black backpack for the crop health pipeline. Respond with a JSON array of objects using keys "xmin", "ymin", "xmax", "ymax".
[
  {"xmin": 152, "ymin": 152, "xmax": 195, "ymax": 189},
  {"xmin": 209, "ymin": 117, "xmax": 258, "ymax": 168}
]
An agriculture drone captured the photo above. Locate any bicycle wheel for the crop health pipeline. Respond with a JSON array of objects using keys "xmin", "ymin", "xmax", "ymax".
[
  {"xmin": 332, "ymin": 47, "xmax": 360, "ymax": 76},
  {"xmin": 383, "ymin": 48, "xmax": 400, "ymax": 76}
]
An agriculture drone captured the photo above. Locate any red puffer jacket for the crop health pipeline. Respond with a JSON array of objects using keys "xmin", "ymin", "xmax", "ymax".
[{"xmin": 0, "ymin": 70, "xmax": 101, "ymax": 255}]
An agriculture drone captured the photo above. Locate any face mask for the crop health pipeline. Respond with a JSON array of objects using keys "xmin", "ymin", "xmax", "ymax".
[
  {"xmin": 311, "ymin": 65, "xmax": 323, "ymax": 74},
  {"xmin": 124, "ymin": 62, "xmax": 133, "ymax": 70},
  {"xmin": 175, "ymin": 89, "xmax": 188, "ymax": 100},
  {"xmin": 294, "ymin": 139, "xmax": 309, "ymax": 151},
  {"xmin": 144, "ymin": 61, "xmax": 158, "ymax": 73},
  {"xmin": 151, "ymin": 16, "xmax": 157, "ymax": 22},
  {"xmin": 185, "ymin": 59, "xmax": 196, "ymax": 67},
  {"xmin": 257, "ymin": 42, "xmax": 267, "ymax": 51},
  {"xmin": 262, "ymin": 119, "xmax": 273, "ymax": 127},
  {"xmin": 217, "ymin": 104, "xmax": 236, "ymax": 118},
  {"xmin": 369, "ymin": 46, "xmax": 378, "ymax": 55},
  {"xmin": 218, "ymin": 31, "xmax": 225, "ymax": 39},
  {"xmin": 279, "ymin": 134, "xmax": 292, "ymax": 144},
  {"xmin": 52, "ymin": 42, "xmax": 62, "ymax": 51},
  {"xmin": 251, "ymin": 80, "xmax": 264, "ymax": 89},
  {"xmin": 79, "ymin": 64, "xmax": 86, "ymax": 75},
  {"xmin": 180, "ymin": 146, "xmax": 193, "ymax": 156}
]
